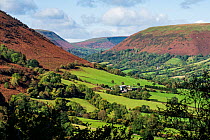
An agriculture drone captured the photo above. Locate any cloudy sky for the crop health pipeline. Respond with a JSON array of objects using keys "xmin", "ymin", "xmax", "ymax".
[{"xmin": 0, "ymin": 0, "xmax": 209, "ymax": 42}]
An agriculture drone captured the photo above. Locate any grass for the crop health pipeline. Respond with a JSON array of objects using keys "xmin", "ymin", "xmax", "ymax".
[
  {"xmin": 32, "ymin": 97, "xmax": 97, "ymax": 112},
  {"xmin": 70, "ymin": 67, "xmax": 154, "ymax": 87},
  {"xmin": 165, "ymin": 58, "xmax": 184, "ymax": 65},
  {"xmin": 77, "ymin": 117, "xmax": 122, "ymax": 128},
  {"xmin": 77, "ymin": 117, "xmax": 164, "ymax": 140},
  {"xmin": 62, "ymin": 79, "xmax": 97, "ymax": 88},
  {"xmin": 122, "ymin": 69, "xmax": 137, "ymax": 73},
  {"xmin": 96, "ymin": 92, "xmax": 165, "ymax": 110},
  {"xmin": 67, "ymin": 98, "xmax": 97, "ymax": 112},
  {"xmin": 149, "ymin": 91, "xmax": 185, "ymax": 102}
]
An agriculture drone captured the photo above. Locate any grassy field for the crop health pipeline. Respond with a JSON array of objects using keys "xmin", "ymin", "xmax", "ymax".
[
  {"xmin": 165, "ymin": 58, "xmax": 184, "ymax": 65},
  {"xmin": 68, "ymin": 98, "xmax": 96, "ymax": 112},
  {"xmin": 149, "ymin": 91, "xmax": 185, "ymax": 102},
  {"xmin": 70, "ymin": 67, "xmax": 154, "ymax": 87},
  {"xmin": 32, "ymin": 97, "xmax": 97, "ymax": 112},
  {"xmin": 62, "ymin": 79, "xmax": 97, "ymax": 88},
  {"xmin": 77, "ymin": 117, "xmax": 164, "ymax": 140},
  {"xmin": 77, "ymin": 117, "xmax": 122, "ymax": 128},
  {"xmin": 122, "ymin": 69, "xmax": 138, "ymax": 73},
  {"xmin": 96, "ymin": 92, "xmax": 165, "ymax": 110}
]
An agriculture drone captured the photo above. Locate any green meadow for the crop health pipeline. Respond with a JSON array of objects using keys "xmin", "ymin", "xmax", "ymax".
[
  {"xmin": 68, "ymin": 98, "xmax": 96, "ymax": 112},
  {"xmin": 77, "ymin": 117, "xmax": 122, "ymax": 128},
  {"xmin": 96, "ymin": 92, "xmax": 165, "ymax": 110},
  {"xmin": 62, "ymin": 79, "xmax": 97, "ymax": 88},
  {"xmin": 70, "ymin": 67, "xmax": 154, "ymax": 87}
]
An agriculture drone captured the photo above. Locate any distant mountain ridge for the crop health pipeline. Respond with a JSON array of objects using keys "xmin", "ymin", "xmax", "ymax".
[
  {"xmin": 71, "ymin": 36, "xmax": 128, "ymax": 49},
  {"xmin": 0, "ymin": 10, "xmax": 90, "ymax": 70},
  {"xmin": 35, "ymin": 29, "xmax": 75, "ymax": 50},
  {"xmin": 109, "ymin": 23, "xmax": 210, "ymax": 56},
  {"xmin": 34, "ymin": 29, "xmax": 127, "ymax": 58},
  {"xmin": 69, "ymin": 36, "xmax": 128, "ymax": 58}
]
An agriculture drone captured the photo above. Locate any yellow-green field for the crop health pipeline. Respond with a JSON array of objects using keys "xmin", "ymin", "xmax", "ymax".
[
  {"xmin": 70, "ymin": 67, "xmax": 154, "ymax": 86},
  {"xmin": 96, "ymin": 92, "xmax": 165, "ymax": 110},
  {"xmin": 62, "ymin": 79, "xmax": 97, "ymax": 88},
  {"xmin": 68, "ymin": 98, "xmax": 96, "ymax": 112}
]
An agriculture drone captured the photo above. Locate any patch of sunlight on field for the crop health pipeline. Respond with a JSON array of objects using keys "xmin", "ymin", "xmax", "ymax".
[{"xmin": 96, "ymin": 92, "xmax": 165, "ymax": 110}]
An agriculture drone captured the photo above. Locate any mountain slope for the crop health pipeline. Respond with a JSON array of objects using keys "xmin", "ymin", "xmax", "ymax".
[
  {"xmin": 35, "ymin": 29, "xmax": 75, "ymax": 50},
  {"xmin": 34, "ymin": 29, "xmax": 127, "ymax": 58},
  {"xmin": 72, "ymin": 37, "xmax": 128, "ymax": 49},
  {"xmin": 69, "ymin": 36, "xmax": 127, "ymax": 58},
  {"xmin": 109, "ymin": 23, "xmax": 210, "ymax": 56},
  {"xmin": 0, "ymin": 10, "xmax": 89, "ymax": 70}
]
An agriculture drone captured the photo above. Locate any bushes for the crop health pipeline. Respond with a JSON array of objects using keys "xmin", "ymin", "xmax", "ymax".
[{"xmin": 0, "ymin": 44, "xmax": 40, "ymax": 68}]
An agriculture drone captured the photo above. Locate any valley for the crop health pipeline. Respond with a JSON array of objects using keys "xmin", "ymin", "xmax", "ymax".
[{"xmin": 0, "ymin": 9, "xmax": 209, "ymax": 140}]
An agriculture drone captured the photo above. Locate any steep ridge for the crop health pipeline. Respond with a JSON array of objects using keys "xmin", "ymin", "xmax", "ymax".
[
  {"xmin": 35, "ymin": 29, "xmax": 75, "ymax": 50},
  {"xmin": 0, "ymin": 10, "xmax": 90, "ymax": 70},
  {"xmin": 109, "ymin": 23, "xmax": 210, "ymax": 56}
]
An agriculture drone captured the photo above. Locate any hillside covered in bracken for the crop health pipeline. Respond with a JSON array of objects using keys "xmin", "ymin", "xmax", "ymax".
[
  {"xmin": 109, "ymin": 23, "xmax": 210, "ymax": 56},
  {"xmin": 0, "ymin": 10, "xmax": 90, "ymax": 70}
]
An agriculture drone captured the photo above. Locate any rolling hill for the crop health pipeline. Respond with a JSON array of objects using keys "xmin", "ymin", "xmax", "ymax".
[
  {"xmin": 35, "ymin": 29, "xmax": 75, "ymax": 50},
  {"xmin": 109, "ymin": 23, "xmax": 210, "ymax": 56},
  {"xmin": 0, "ymin": 10, "xmax": 90, "ymax": 70},
  {"xmin": 69, "ymin": 36, "xmax": 127, "ymax": 58},
  {"xmin": 34, "ymin": 29, "xmax": 127, "ymax": 58}
]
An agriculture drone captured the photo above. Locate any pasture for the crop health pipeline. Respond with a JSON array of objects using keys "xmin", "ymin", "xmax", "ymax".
[{"xmin": 70, "ymin": 67, "xmax": 154, "ymax": 87}]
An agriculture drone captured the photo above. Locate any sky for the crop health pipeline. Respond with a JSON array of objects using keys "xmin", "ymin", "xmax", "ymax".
[{"xmin": 0, "ymin": 0, "xmax": 210, "ymax": 42}]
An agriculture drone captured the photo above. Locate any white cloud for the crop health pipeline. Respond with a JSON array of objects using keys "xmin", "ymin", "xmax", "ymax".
[
  {"xmin": 102, "ymin": 7, "xmax": 169, "ymax": 27},
  {"xmin": 180, "ymin": 0, "xmax": 205, "ymax": 9},
  {"xmin": 77, "ymin": 0, "xmax": 146, "ymax": 7},
  {"xmin": 77, "ymin": 0, "xmax": 96, "ymax": 7},
  {"xmin": 101, "ymin": 0, "xmax": 145, "ymax": 7},
  {"xmin": 66, "ymin": 38, "xmax": 87, "ymax": 43},
  {"xmin": 81, "ymin": 15, "xmax": 100, "ymax": 25},
  {"xmin": 0, "ymin": 0, "xmax": 37, "ymax": 15},
  {"xmin": 34, "ymin": 8, "xmax": 65, "ymax": 19},
  {"xmin": 195, "ymin": 20, "xmax": 206, "ymax": 23},
  {"xmin": 32, "ymin": 8, "xmax": 90, "ymax": 39}
]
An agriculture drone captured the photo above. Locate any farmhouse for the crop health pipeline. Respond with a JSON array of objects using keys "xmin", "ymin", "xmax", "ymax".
[{"xmin": 119, "ymin": 85, "xmax": 140, "ymax": 93}]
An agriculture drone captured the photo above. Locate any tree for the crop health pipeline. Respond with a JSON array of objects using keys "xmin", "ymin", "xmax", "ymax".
[
  {"xmin": 98, "ymin": 110, "xmax": 107, "ymax": 120},
  {"xmin": 4, "ymin": 82, "xmax": 9, "ymax": 89},
  {"xmin": 141, "ymin": 91, "xmax": 151, "ymax": 100},
  {"xmin": 39, "ymin": 71, "xmax": 61, "ymax": 86},
  {"xmin": 27, "ymin": 59, "xmax": 39, "ymax": 67},
  {"xmin": 162, "ymin": 71, "xmax": 210, "ymax": 139},
  {"xmin": 10, "ymin": 73, "xmax": 21, "ymax": 86}
]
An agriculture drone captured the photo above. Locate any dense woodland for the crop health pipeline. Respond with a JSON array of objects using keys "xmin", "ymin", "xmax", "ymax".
[{"xmin": 0, "ymin": 45, "xmax": 210, "ymax": 139}]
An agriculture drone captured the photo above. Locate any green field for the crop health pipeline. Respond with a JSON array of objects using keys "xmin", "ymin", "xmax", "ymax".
[
  {"xmin": 62, "ymin": 79, "xmax": 97, "ymax": 88},
  {"xmin": 68, "ymin": 98, "xmax": 97, "ymax": 112},
  {"xmin": 149, "ymin": 91, "xmax": 185, "ymax": 102},
  {"xmin": 77, "ymin": 117, "xmax": 164, "ymax": 140},
  {"xmin": 70, "ymin": 67, "xmax": 154, "ymax": 87},
  {"xmin": 165, "ymin": 58, "xmax": 184, "ymax": 65},
  {"xmin": 122, "ymin": 69, "xmax": 138, "ymax": 73},
  {"xmin": 32, "ymin": 97, "xmax": 96, "ymax": 112},
  {"xmin": 96, "ymin": 92, "xmax": 165, "ymax": 110},
  {"xmin": 77, "ymin": 117, "xmax": 122, "ymax": 128}
]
